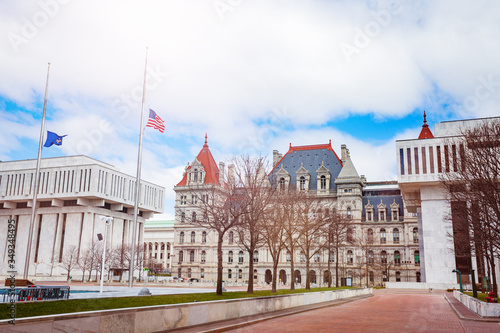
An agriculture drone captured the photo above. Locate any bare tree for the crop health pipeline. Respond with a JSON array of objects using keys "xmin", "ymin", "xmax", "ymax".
[
  {"xmin": 441, "ymin": 120, "xmax": 500, "ymax": 296},
  {"xmin": 61, "ymin": 246, "xmax": 78, "ymax": 280},
  {"xmin": 281, "ymin": 188, "xmax": 302, "ymax": 291},
  {"xmin": 323, "ymin": 210, "xmax": 351, "ymax": 287}
]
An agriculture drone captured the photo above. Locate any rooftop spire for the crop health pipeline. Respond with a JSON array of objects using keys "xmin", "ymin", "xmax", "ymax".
[
  {"xmin": 418, "ymin": 111, "xmax": 434, "ymax": 139},
  {"xmin": 204, "ymin": 133, "xmax": 208, "ymax": 147}
]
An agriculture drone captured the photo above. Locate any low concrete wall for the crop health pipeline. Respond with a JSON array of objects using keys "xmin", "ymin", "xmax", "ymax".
[
  {"xmin": 0, "ymin": 288, "xmax": 371, "ymax": 332},
  {"xmin": 453, "ymin": 290, "xmax": 500, "ymax": 318},
  {"xmin": 386, "ymin": 282, "xmax": 459, "ymax": 290}
]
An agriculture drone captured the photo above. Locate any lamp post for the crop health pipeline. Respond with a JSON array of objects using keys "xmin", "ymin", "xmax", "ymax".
[
  {"xmin": 452, "ymin": 269, "xmax": 463, "ymax": 293},
  {"xmin": 98, "ymin": 216, "xmax": 113, "ymax": 293}
]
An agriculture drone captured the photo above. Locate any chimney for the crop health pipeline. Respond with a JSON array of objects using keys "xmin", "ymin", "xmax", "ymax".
[
  {"xmin": 219, "ymin": 162, "xmax": 225, "ymax": 184},
  {"xmin": 341, "ymin": 144, "xmax": 347, "ymax": 163},
  {"xmin": 273, "ymin": 150, "xmax": 281, "ymax": 166},
  {"xmin": 228, "ymin": 164, "xmax": 235, "ymax": 186}
]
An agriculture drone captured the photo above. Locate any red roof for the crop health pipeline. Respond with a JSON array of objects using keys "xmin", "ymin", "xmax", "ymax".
[
  {"xmin": 418, "ymin": 111, "xmax": 434, "ymax": 139},
  {"xmin": 176, "ymin": 134, "xmax": 220, "ymax": 186},
  {"xmin": 269, "ymin": 140, "xmax": 343, "ymax": 175}
]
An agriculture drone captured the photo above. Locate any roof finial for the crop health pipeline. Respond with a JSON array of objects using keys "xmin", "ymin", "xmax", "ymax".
[
  {"xmin": 329, "ymin": 139, "xmax": 331, "ymax": 145},
  {"xmin": 423, "ymin": 111, "xmax": 427, "ymax": 125},
  {"xmin": 204, "ymin": 133, "xmax": 208, "ymax": 146}
]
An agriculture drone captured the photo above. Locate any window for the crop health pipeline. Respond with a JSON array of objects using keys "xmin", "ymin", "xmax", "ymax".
[
  {"xmin": 253, "ymin": 250, "xmax": 259, "ymax": 263},
  {"xmin": 400, "ymin": 148, "xmax": 405, "ymax": 175},
  {"xmin": 383, "ymin": 271, "xmax": 388, "ymax": 282},
  {"xmin": 188, "ymin": 268, "xmax": 192, "ymax": 278},
  {"xmin": 300, "ymin": 251, "xmax": 306, "ymax": 262},
  {"xmin": 191, "ymin": 231, "xmax": 195, "ymax": 243},
  {"xmin": 203, "ymin": 212, "xmax": 208, "ymax": 222},
  {"xmin": 407, "ymin": 148, "xmax": 412, "ymax": 175},
  {"xmin": 194, "ymin": 169, "xmax": 198, "ymax": 181},
  {"xmin": 347, "ymin": 207, "xmax": 352, "ymax": 219},
  {"xmin": 368, "ymin": 251, "xmax": 374, "ymax": 264},
  {"xmin": 299, "ymin": 176, "xmax": 306, "ymax": 190},
  {"xmin": 429, "ymin": 146, "xmax": 435, "ymax": 173},
  {"xmin": 347, "ymin": 250, "xmax": 353, "ymax": 264},
  {"xmin": 414, "ymin": 147, "xmax": 419, "ymax": 174},
  {"xmin": 202, "ymin": 231, "xmax": 207, "ymax": 243},
  {"xmin": 369, "ymin": 271, "xmax": 374, "ymax": 283},
  {"xmin": 329, "ymin": 251, "xmax": 335, "ymax": 262},
  {"xmin": 190, "ymin": 250, "xmax": 195, "ymax": 262},
  {"xmin": 393, "ymin": 229, "xmax": 400, "ymax": 243},
  {"xmin": 437, "ymin": 146, "xmax": 442, "ymax": 173},
  {"xmin": 394, "ymin": 251, "xmax": 401, "ymax": 266},
  {"xmin": 367, "ymin": 229, "xmax": 373, "ymax": 243},
  {"xmin": 416, "ymin": 271, "xmax": 421, "ymax": 282},
  {"xmin": 178, "ymin": 251, "xmax": 184, "ymax": 263},
  {"xmin": 422, "ymin": 146, "xmax": 427, "ymax": 174},
  {"xmin": 239, "ymin": 251, "xmax": 244, "ymax": 263},
  {"xmin": 228, "ymin": 269, "xmax": 232, "ymax": 279},
  {"xmin": 380, "ymin": 229, "xmax": 386, "ymax": 243},
  {"xmin": 414, "ymin": 250, "xmax": 420, "ymax": 265},
  {"xmin": 192, "ymin": 212, "xmax": 197, "ymax": 223},
  {"xmin": 191, "ymin": 195, "xmax": 197, "ymax": 204},
  {"xmin": 178, "ymin": 267, "xmax": 182, "ymax": 278},
  {"xmin": 286, "ymin": 251, "xmax": 291, "ymax": 262},
  {"xmin": 380, "ymin": 211, "xmax": 385, "ymax": 221},
  {"xmin": 392, "ymin": 210, "xmax": 398, "ymax": 221},
  {"xmin": 314, "ymin": 253, "xmax": 320, "ymax": 262},
  {"xmin": 229, "ymin": 231, "xmax": 234, "ymax": 244},
  {"xmin": 413, "ymin": 228, "xmax": 418, "ymax": 243},
  {"xmin": 201, "ymin": 269, "xmax": 205, "ymax": 278},
  {"xmin": 279, "ymin": 177, "xmax": 286, "ymax": 191},
  {"xmin": 381, "ymin": 251, "xmax": 387, "ymax": 264},
  {"xmin": 320, "ymin": 175, "xmax": 326, "ymax": 190},
  {"xmin": 347, "ymin": 227, "xmax": 353, "ymax": 242},
  {"xmin": 367, "ymin": 211, "xmax": 372, "ymax": 221},
  {"xmin": 254, "ymin": 269, "xmax": 258, "ymax": 280},
  {"xmin": 228, "ymin": 251, "xmax": 233, "ymax": 263},
  {"xmin": 238, "ymin": 269, "xmax": 243, "ymax": 279},
  {"xmin": 179, "ymin": 232, "xmax": 184, "ymax": 243},
  {"xmin": 181, "ymin": 212, "xmax": 185, "ymax": 223},
  {"xmin": 201, "ymin": 250, "xmax": 206, "ymax": 263},
  {"xmin": 396, "ymin": 271, "xmax": 401, "ymax": 282}
]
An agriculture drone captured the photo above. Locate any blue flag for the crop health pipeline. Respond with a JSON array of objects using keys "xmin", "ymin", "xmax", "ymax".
[{"xmin": 43, "ymin": 131, "xmax": 67, "ymax": 148}]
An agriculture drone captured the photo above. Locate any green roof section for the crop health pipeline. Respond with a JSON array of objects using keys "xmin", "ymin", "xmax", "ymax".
[{"xmin": 144, "ymin": 220, "xmax": 175, "ymax": 228}]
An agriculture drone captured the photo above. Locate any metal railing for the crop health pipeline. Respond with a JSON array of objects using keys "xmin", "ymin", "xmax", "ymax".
[{"xmin": 1, "ymin": 285, "xmax": 70, "ymax": 302}]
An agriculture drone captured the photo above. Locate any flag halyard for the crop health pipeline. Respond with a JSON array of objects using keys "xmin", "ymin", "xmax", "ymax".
[{"xmin": 146, "ymin": 109, "xmax": 165, "ymax": 133}]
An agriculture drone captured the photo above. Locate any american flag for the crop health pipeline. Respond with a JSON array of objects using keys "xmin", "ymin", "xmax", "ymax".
[{"xmin": 146, "ymin": 109, "xmax": 165, "ymax": 133}]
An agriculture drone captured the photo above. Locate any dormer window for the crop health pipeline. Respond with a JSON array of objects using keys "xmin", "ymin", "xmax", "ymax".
[
  {"xmin": 295, "ymin": 163, "xmax": 310, "ymax": 191},
  {"xmin": 316, "ymin": 162, "xmax": 331, "ymax": 192},
  {"xmin": 299, "ymin": 176, "xmax": 306, "ymax": 190},
  {"xmin": 320, "ymin": 175, "xmax": 326, "ymax": 189},
  {"xmin": 279, "ymin": 177, "xmax": 286, "ymax": 191},
  {"xmin": 378, "ymin": 200, "xmax": 387, "ymax": 222},
  {"xmin": 194, "ymin": 169, "xmax": 198, "ymax": 181},
  {"xmin": 390, "ymin": 199, "xmax": 400, "ymax": 221}
]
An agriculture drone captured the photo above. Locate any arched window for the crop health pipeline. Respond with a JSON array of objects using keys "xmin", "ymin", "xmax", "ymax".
[
  {"xmin": 181, "ymin": 212, "xmax": 185, "ymax": 223},
  {"xmin": 381, "ymin": 250, "xmax": 387, "ymax": 264},
  {"xmin": 320, "ymin": 175, "xmax": 326, "ymax": 190},
  {"xmin": 177, "ymin": 267, "xmax": 182, "ymax": 278},
  {"xmin": 190, "ymin": 250, "xmax": 195, "ymax": 262},
  {"xmin": 188, "ymin": 268, "xmax": 192, "ymax": 278},
  {"xmin": 314, "ymin": 253, "xmax": 320, "ymax": 262},
  {"xmin": 238, "ymin": 269, "xmax": 243, "ymax": 279},
  {"xmin": 203, "ymin": 212, "xmax": 208, "ymax": 222},
  {"xmin": 380, "ymin": 229, "xmax": 386, "ymax": 243},
  {"xmin": 369, "ymin": 271, "xmax": 374, "ymax": 283},
  {"xmin": 239, "ymin": 251, "xmax": 244, "ymax": 263},
  {"xmin": 194, "ymin": 169, "xmax": 198, "ymax": 181},
  {"xmin": 393, "ymin": 229, "xmax": 400, "ymax": 243},
  {"xmin": 201, "ymin": 250, "xmax": 206, "ymax": 263},
  {"xmin": 254, "ymin": 269, "xmax": 258, "ymax": 279},
  {"xmin": 347, "ymin": 250, "xmax": 353, "ymax": 264},
  {"xmin": 347, "ymin": 207, "xmax": 352, "ymax": 219},
  {"xmin": 253, "ymin": 250, "xmax": 259, "ymax": 263},
  {"xmin": 202, "ymin": 231, "xmax": 207, "ymax": 243},
  {"xmin": 299, "ymin": 176, "xmax": 306, "ymax": 190},
  {"xmin": 394, "ymin": 251, "xmax": 401, "ymax": 265},
  {"xmin": 413, "ymin": 227, "xmax": 419, "ymax": 243},
  {"xmin": 229, "ymin": 231, "xmax": 234, "ymax": 244},
  {"xmin": 330, "ymin": 251, "xmax": 335, "ymax": 262},
  {"xmin": 228, "ymin": 269, "xmax": 232, "ymax": 279},
  {"xmin": 414, "ymin": 250, "xmax": 420, "ymax": 265},
  {"xmin": 300, "ymin": 251, "xmax": 306, "ymax": 262},
  {"xmin": 201, "ymin": 268, "xmax": 205, "ymax": 278},
  {"xmin": 286, "ymin": 251, "xmax": 291, "ymax": 262},
  {"xmin": 396, "ymin": 271, "xmax": 401, "ymax": 282},
  {"xmin": 191, "ymin": 231, "xmax": 195, "ymax": 243},
  {"xmin": 192, "ymin": 212, "xmax": 197, "ymax": 223},
  {"xmin": 416, "ymin": 271, "xmax": 421, "ymax": 282},
  {"xmin": 179, "ymin": 232, "xmax": 184, "ymax": 243},
  {"xmin": 367, "ymin": 229, "xmax": 374, "ymax": 243},
  {"xmin": 279, "ymin": 177, "xmax": 286, "ymax": 191},
  {"xmin": 178, "ymin": 251, "xmax": 184, "ymax": 263},
  {"xmin": 228, "ymin": 251, "xmax": 233, "ymax": 263},
  {"xmin": 368, "ymin": 250, "xmax": 374, "ymax": 264}
]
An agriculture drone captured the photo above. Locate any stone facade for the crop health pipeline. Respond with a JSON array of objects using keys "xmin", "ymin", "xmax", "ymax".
[
  {"xmin": 172, "ymin": 139, "xmax": 419, "ymax": 287},
  {"xmin": 0, "ymin": 155, "xmax": 164, "ymax": 280}
]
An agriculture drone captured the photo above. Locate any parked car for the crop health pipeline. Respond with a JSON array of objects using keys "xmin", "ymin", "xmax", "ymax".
[{"xmin": 189, "ymin": 278, "xmax": 200, "ymax": 282}]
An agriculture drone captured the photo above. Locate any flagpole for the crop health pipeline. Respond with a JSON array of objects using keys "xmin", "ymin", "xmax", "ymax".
[
  {"xmin": 24, "ymin": 62, "xmax": 51, "ymax": 280},
  {"xmin": 129, "ymin": 47, "xmax": 148, "ymax": 288}
]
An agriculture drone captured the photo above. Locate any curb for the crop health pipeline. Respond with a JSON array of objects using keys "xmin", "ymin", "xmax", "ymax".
[
  {"xmin": 443, "ymin": 293, "xmax": 500, "ymax": 323},
  {"xmin": 175, "ymin": 294, "xmax": 373, "ymax": 333}
]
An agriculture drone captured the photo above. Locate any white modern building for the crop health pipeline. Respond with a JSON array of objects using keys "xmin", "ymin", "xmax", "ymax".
[
  {"xmin": 0, "ymin": 155, "xmax": 164, "ymax": 281},
  {"xmin": 143, "ymin": 220, "xmax": 174, "ymax": 273}
]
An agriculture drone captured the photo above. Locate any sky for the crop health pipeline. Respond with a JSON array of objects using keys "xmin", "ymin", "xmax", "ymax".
[{"xmin": 0, "ymin": 0, "xmax": 499, "ymax": 220}]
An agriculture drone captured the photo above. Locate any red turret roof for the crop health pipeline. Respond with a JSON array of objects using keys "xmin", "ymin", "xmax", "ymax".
[
  {"xmin": 176, "ymin": 134, "xmax": 220, "ymax": 186},
  {"xmin": 418, "ymin": 111, "xmax": 434, "ymax": 139}
]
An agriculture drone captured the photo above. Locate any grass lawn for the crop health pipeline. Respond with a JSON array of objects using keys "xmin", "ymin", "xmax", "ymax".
[
  {"xmin": 0, "ymin": 286, "xmax": 353, "ymax": 320},
  {"xmin": 464, "ymin": 292, "xmax": 489, "ymax": 302}
]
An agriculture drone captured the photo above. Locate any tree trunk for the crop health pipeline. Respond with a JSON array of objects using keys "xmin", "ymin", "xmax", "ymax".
[
  {"xmin": 327, "ymin": 250, "xmax": 332, "ymax": 288},
  {"xmin": 305, "ymin": 257, "xmax": 311, "ymax": 290},
  {"xmin": 247, "ymin": 246, "xmax": 255, "ymax": 294},
  {"xmin": 290, "ymin": 244, "xmax": 295, "ymax": 291},
  {"xmin": 335, "ymin": 247, "xmax": 339, "ymax": 287},
  {"xmin": 216, "ymin": 233, "xmax": 223, "ymax": 295},
  {"xmin": 272, "ymin": 261, "xmax": 278, "ymax": 293}
]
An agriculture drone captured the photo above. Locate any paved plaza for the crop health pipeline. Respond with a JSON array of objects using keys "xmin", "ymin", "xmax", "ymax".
[{"xmin": 222, "ymin": 290, "xmax": 500, "ymax": 333}]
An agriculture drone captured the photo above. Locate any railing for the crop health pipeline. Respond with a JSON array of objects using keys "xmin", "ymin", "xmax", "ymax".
[{"xmin": 1, "ymin": 285, "xmax": 70, "ymax": 302}]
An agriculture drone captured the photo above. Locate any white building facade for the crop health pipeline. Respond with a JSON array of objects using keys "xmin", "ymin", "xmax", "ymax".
[{"xmin": 0, "ymin": 155, "xmax": 164, "ymax": 281}]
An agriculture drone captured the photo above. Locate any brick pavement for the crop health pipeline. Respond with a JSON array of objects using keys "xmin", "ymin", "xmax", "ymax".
[{"xmin": 208, "ymin": 291, "xmax": 500, "ymax": 333}]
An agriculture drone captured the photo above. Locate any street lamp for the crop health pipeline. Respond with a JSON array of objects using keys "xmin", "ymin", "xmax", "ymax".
[
  {"xmin": 452, "ymin": 269, "xmax": 463, "ymax": 293},
  {"xmin": 98, "ymin": 215, "xmax": 113, "ymax": 293}
]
